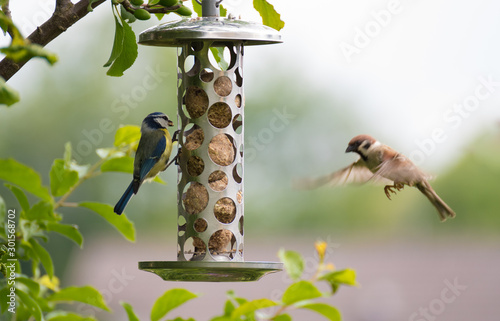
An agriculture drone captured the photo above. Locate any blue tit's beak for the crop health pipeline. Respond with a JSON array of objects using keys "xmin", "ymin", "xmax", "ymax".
[{"xmin": 167, "ymin": 120, "xmax": 174, "ymax": 127}]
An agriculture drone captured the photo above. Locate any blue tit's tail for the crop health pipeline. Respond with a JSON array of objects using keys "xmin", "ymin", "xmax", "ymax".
[{"xmin": 114, "ymin": 182, "xmax": 134, "ymax": 215}]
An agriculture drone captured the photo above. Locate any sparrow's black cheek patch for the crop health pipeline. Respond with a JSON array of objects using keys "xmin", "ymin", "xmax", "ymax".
[
  {"xmin": 363, "ymin": 142, "xmax": 371, "ymax": 149},
  {"xmin": 357, "ymin": 151, "xmax": 368, "ymax": 162}
]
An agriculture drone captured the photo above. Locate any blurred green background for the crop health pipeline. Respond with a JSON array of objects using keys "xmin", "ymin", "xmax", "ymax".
[{"xmin": 1, "ymin": 1, "xmax": 500, "ymax": 320}]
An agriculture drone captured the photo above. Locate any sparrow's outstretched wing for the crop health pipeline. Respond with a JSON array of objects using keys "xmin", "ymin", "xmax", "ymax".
[{"xmin": 294, "ymin": 159, "xmax": 390, "ymax": 190}]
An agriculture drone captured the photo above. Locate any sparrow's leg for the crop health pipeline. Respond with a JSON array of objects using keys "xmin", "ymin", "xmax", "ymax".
[{"xmin": 384, "ymin": 183, "xmax": 404, "ymax": 200}]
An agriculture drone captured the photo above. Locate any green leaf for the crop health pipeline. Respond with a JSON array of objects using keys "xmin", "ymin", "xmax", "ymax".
[
  {"xmin": 50, "ymin": 159, "xmax": 79, "ymax": 197},
  {"xmin": 114, "ymin": 125, "xmax": 141, "ymax": 147},
  {"xmin": 16, "ymin": 288, "xmax": 44, "ymax": 321},
  {"xmin": 104, "ymin": 14, "xmax": 124, "ymax": 67},
  {"xmin": 48, "ymin": 286, "xmax": 111, "ymax": 312},
  {"xmin": 318, "ymin": 269, "xmax": 357, "ymax": 294},
  {"xmin": 300, "ymin": 303, "xmax": 341, "ymax": 321},
  {"xmin": 121, "ymin": 301, "xmax": 140, "ymax": 321},
  {"xmin": 46, "ymin": 222, "xmax": 83, "ymax": 247},
  {"xmin": 47, "ymin": 312, "xmax": 97, "ymax": 321},
  {"xmin": 155, "ymin": 13, "xmax": 166, "ymax": 20},
  {"xmin": 29, "ymin": 238, "xmax": 54, "ymax": 278},
  {"xmin": 62, "ymin": 142, "xmax": 90, "ymax": 178},
  {"xmin": 0, "ymin": 10, "xmax": 10, "ymax": 33},
  {"xmin": 1, "ymin": 43, "xmax": 58, "ymax": 65},
  {"xmin": 209, "ymin": 317, "xmax": 231, "ymax": 321},
  {"xmin": 16, "ymin": 276, "xmax": 41, "ymax": 296},
  {"xmin": 107, "ymin": 16, "xmax": 138, "ymax": 76},
  {"xmin": 231, "ymin": 298, "xmax": 278, "ymax": 319},
  {"xmin": 226, "ymin": 290, "xmax": 247, "ymax": 306},
  {"xmin": 150, "ymin": 289, "xmax": 197, "ymax": 321},
  {"xmin": 190, "ymin": 0, "xmax": 223, "ymax": 17},
  {"xmin": 167, "ymin": 318, "xmax": 196, "ymax": 321},
  {"xmin": 101, "ymin": 156, "xmax": 134, "ymax": 173},
  {"xmin": 0, "ymin": 11, "xmax": 23, "ymax": 45},
  {"xmin": 0, "ymin": 76, "xmax": 20, "ymax": 106},
  {"xmin": 121, "ymin": 4, "xmax": 137, "ymax": 23},
  {"xmin": 79, "ymin": 202, "xmax": 135, "ymax": 242},
  {"xmin": 277, "ymin": 249, "xmax": 304, "ymax": 281},
  {"xmin": 272, "ymin": 314, "xmax": 292, "ymax": 321},
  {"xmin": 0, "ymin": 287, "xmax": 10, "ymax": 314},
  {"xmin": 24, "ymin": 201, "xmax": 58, "ymax": 223},
  {"xmin": 209, "ymin": 47, "xmax": 229, "ymax": 70},
  {"xmin": 191, "ymin": 0, "xmax": 201, "ymax": 16},
  {"xmin": 0, "ymin": 158, "xmax": 51, "ymax": 202},
  {"xmin": 219, "ymin": 5, "xmax": 227, "ymax": 17},
  {"xmin": 5, "ymin": 184, "xmax": 30, "ymax": 212},
  {"xmin": 19, "ymin": 220, "xmax": 46, "ymax": 243},
  {"xmin": 281, "ymin": 281, "xmax": 322, "ymax": 306},
  {"xmin": 63, "ymin": 142, "xmax": 72, "ymax": 166},
  {"xmin": 223, "ymin": 299, "xmax": 235, "ymax": 316},
  {"xmin": 253, "ymin": 0, "xmax": 284, "ymax": 31},
  {"xmin": 87, "ymin": 0, "xmax": 101, "ymax": 12}
]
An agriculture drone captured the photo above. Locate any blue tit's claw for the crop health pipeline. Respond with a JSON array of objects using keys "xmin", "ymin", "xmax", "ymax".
[{"xmin": 172, "ymin": 129, "xmax": 180, "ymax": 143}]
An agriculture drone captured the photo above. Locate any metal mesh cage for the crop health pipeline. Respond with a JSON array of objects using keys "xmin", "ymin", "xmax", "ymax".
[{"xmin": 177, "ymin": 40, "xmax": 244, "ymax": 262}]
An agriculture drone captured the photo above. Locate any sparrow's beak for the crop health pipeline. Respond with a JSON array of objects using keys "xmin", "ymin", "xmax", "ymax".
[{"xmin": 345, "ymin": 145, "xmax": 356, "ymax": 153}]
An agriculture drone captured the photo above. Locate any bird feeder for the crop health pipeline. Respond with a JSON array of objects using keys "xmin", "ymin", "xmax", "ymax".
[{"xmin": 137, "ymin": 0, "xmax": 282, "ymax": 281}]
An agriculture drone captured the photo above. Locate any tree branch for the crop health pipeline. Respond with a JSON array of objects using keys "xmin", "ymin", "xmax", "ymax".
[{"xmin": 0, "ymin": 0, "xmax": 107, "ymax": 81}]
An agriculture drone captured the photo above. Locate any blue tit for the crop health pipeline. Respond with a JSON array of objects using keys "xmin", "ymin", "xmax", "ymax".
[{"xmin": 114, "ymin": 112, "xmax": 174, "ymax": 215}]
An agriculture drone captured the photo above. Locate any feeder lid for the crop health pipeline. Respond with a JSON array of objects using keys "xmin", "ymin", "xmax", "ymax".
[{"xmin": 139, "ymin": 17, "xmax": 282, "ymax": 47}]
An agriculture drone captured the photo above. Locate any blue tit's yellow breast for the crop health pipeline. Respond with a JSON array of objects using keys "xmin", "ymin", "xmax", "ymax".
[{"xmin": 160, "ymin": 128, "xmax": 173, "ymax": 159}]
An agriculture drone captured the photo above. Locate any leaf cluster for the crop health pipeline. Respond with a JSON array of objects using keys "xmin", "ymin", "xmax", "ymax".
[
  {"xmin": 0, "ymin": 9, "xmax": 57, "ymax": 106},
  {"xmin": 0, "ymin": 125, "xmax": 148, "ymax": 320}
]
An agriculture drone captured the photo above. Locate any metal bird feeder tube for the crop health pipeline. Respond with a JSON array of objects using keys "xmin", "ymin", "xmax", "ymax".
[{"xmin": 137, "ymin": 0, "xmax": 282, "ymax": 282}]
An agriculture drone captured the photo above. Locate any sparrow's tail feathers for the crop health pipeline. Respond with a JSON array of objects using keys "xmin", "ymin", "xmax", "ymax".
[
  {"xmin": 416, "ymin": 182, "xmax": 456, "ymax": 222},
  {"xmin": 114, "ymin": 182, "xmax": 135, "ymax": 215}
]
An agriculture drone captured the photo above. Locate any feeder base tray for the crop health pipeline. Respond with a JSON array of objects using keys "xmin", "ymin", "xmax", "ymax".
[{"xmin": 138, "ymin": 261, "xmax": 283, "ymax": 282}]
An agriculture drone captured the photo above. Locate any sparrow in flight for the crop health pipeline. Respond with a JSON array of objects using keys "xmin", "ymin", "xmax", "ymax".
[{"xmin": 297, "ymin": 135, "xmax": 456, "ymax": 222}]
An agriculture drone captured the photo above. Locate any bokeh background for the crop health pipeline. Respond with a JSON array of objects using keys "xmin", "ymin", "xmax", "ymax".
[{"xmin": 1, "ymin": 0, "xmax": 500, "ymax": 320}]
